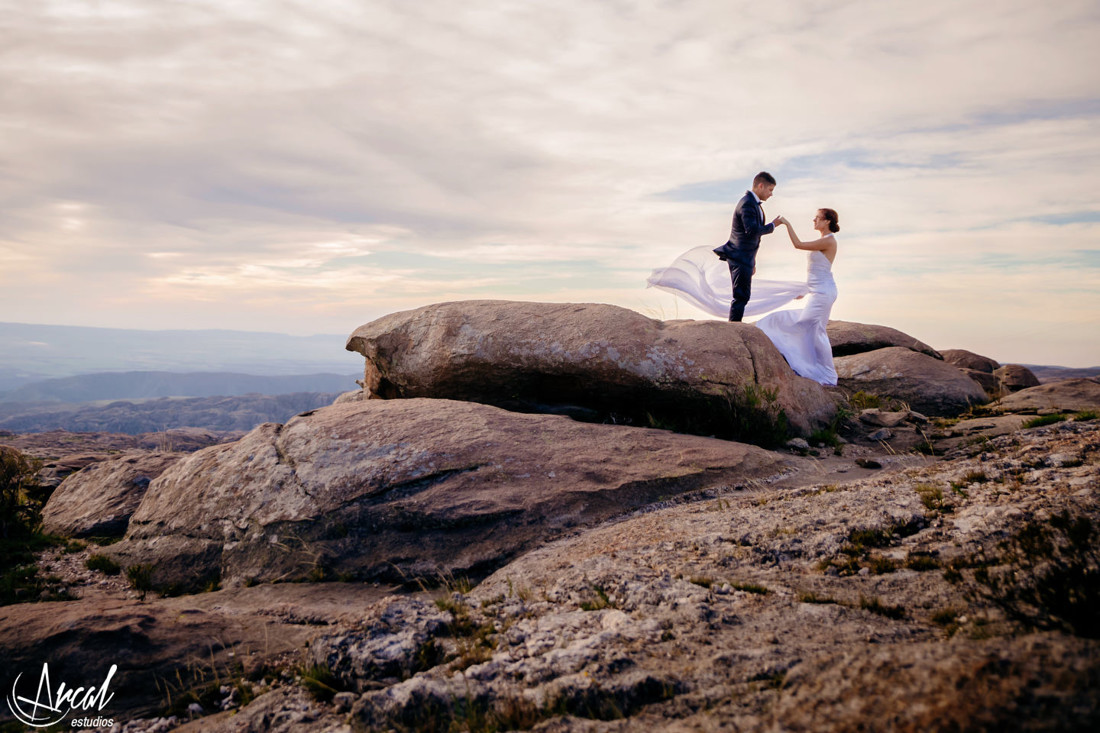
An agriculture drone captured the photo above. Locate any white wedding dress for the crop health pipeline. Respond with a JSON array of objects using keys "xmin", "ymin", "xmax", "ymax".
[{"xmin": 647, "ymin": 241, "xmax": 838, "ymax": 385}]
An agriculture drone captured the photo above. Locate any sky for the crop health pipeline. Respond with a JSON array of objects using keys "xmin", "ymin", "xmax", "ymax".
[{"xmin": 1, "ymin": 0, "xmax": 1098, "ymax": 366}]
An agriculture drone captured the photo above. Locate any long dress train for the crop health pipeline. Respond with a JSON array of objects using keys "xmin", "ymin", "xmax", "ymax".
[
  {"xmin": 646, "ymin": 246, "xmax": 810, "ymax": 318},
  {"xmin": 646, "ymin": 243, "xmax": 838, "ymax": 385}
]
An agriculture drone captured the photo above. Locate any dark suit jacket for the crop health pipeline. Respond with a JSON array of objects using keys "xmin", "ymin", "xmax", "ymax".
[{"xmin": 713, "ymin": 191, "xmax": 774, "ymax": 262}]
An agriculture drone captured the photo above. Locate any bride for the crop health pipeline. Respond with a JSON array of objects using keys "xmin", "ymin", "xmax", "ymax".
[{"xmin": 647, "ymin": 208, "xmax": 841, "ymax": 386}]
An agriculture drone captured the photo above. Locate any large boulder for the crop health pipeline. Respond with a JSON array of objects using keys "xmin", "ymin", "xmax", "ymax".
[
  {"xmin": 941, "ymin": 349, "xmax": 999, "ymax": 373},
  {"xmin": 345, "ymin": 300, "xmax": 836, "ymax": 441},
  {"xmin": 106, "ymin": 399, "xmax": 792, "ymax": 592},
  {"xmin": 994, "ymin": 364, "xmax": 1040, "ymax": 392},
  {"xmin": 940, "ymin": 357, "xmax": 1038, "ymax": 399},
  {"xmin": 41, "ymin": 452, "xmax": 181, "ymax": 538},
  {"xmin": 834, "ymin": 347, "xmax": 989, "ymax": 416},
  {"xmin": 959, "ymin": 367, "xmax": 1001, "ymax": 398},
  {"xmin": 991, "ymin": 378, "xmax": 1100, "ymax": 413},
  {"xmin": 35, "ymin": 454, "xmax": 105, "ymax": 490},
  {"xmin": 826, "ymin": 321, "xmax": 941, "ymax": 359}
]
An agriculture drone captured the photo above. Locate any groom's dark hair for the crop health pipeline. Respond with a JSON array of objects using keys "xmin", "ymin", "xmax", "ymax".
[{"xmin": 753, "ymin": 171, "xmax": 776, "ymax": 186}]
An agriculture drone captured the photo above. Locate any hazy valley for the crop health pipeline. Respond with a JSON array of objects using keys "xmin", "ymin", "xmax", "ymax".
[{"xmin": 0, "ymin": 322, "xmax": 363, "ymax": 434}]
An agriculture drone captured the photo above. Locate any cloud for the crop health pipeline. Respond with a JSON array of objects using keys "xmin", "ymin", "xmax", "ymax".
[{"xmin": 0, "ymin": 0, "xmax": 1098, "ymax": 363}]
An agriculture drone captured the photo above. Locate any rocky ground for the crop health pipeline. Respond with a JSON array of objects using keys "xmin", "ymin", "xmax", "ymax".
[{"xmin": 4, "ymin": 413, "xmax": 1097, "ymax": 732}]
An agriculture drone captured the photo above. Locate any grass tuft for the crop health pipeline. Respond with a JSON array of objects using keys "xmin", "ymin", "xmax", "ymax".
[
  {"xmin": 299, "ymin": 664, "xmax": 341, "ymax": 703},
  {"xmin": 905, "ymin": 552, "xmax": 942, "ymax": 571},
  {"xmin": 859, "ymin": 595, "xmax": 906, "ymax": 619},
  {"xmin": 86, "ymin": 553, "xmax": 122, "ymax": 575},
  {"xmin": 126, "ymin": 563, "xmax": 155, "ymax": 600},
  {"xmin": 915, "ymin": 483, "xmax": 952, "ymax": 513},
  {"xmin": 1022, "ymin": 414, "xmax": 1066, "ymax": 429},
  {"xmin": 579, "ymin": 585, "xmax": 615, "ymax": 612},
  {"xmin": 798, "ymin": 591, "xmax": 837, "ymax": 604},
  {"xmin": 731, "ymin": 582, "xmax": 769, "ymax": 595}
]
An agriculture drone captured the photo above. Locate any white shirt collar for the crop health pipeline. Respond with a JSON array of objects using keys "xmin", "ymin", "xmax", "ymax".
[{"xmin": 750, "ymin": 190, "xmax": 762, "ymax": 204}]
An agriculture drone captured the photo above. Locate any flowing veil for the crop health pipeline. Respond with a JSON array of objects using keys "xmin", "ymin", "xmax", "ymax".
[{"xmin": 646, "ymin": 246, "xmax": 808, "ymax": 318}]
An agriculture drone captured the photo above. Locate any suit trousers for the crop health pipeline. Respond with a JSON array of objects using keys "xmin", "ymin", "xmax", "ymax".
[{"xmin": 727, "ymin": 257, "xmax": 753, "ymax": 322}]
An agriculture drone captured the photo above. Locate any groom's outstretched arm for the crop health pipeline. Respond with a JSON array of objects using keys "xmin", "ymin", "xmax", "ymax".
[{"xmin": 739, "ymin": 203, "xmax": 775, "ymax": 238}]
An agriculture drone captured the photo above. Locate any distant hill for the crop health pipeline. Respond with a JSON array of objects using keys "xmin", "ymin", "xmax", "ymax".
[
  {"xmin": 2, "ymin": 371, "xmax": 360, "ymax": 403},
  {"xmin": 0, "ymin": 392, "xmax": 344, "ymax": 434},
  {"xmin": 0, "ymin": 321, "xmax": 361, "ymax": 389},
  {"xmin": 1022, "ymin": 365, "xmax": 1100, "ymax": 383}
]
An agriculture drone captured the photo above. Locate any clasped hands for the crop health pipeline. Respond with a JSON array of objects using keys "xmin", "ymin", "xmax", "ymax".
[{"xmin": 773, "ymin": 215, "xmax": 789, "ymax": 227}]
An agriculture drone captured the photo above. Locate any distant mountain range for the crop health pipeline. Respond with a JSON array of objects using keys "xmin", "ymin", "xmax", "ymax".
[
  {"xmin": 1021, "ymin": 365, "xmax": 1100, "ymax": 382},
  {"xmin": 1, "ymin": 371, "xmax": 360, "ymax": 404},
  {"xmin": 0, "ymin": 321, "xmax": 361, "ymax": 391},
  {"xmin": 0, "ymin": 392, "xmax": 343, "ymax": 434},
  {"xmin": 0, "ymin": 322, "xmax": 367, "ymax": 434},
  {"xmin": 0, "ymin": 369, "xmax": 361, "ymax": 435}
]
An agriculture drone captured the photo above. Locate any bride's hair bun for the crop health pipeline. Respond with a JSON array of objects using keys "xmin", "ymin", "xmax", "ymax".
[{"xmin": 820, "ymin": 208, "xmax": 840, "ymax": 233}]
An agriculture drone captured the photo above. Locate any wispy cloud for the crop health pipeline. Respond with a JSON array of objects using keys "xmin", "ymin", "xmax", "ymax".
[{"xmin": 0, "ymin": 0, "xmax": 1098, "ymax": 364}]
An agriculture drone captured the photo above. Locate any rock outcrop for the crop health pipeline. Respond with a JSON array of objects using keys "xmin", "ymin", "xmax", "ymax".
[
  {"xmin": 941, "ymin": 348, "xmax": 999, "ymax": 372},
  {"xmin": 959, "ymin": 367, "xmax": 1002, "ymax": 397},
  {"xmin": 345, "ymin": 300, "xmax": 836, "ymax": 440},
  {"xmin": 991, "ymin": 377, "xmax": 1100, "ymax": 413},
  {"xmin": 41, "ymin": 452, "xmax": 181, "ymax": 537},
  {"xmin": 939, "ymin": 352, "xmax": 1041, "ymax": 399},
  {"xmin": 35, "ymin": 454, "xmax": 105, "ymax": 490},
  {"xmin": 994, "ymin": 363, "xmax": 1041, "ymax": 392},
  {"xmin": 107, "ymin": 399, "xmax": 793, "ymax": 592},
  {"xmin": 311, "ymin": 597, "xmax": 452, "ymax": 690},
  {"xmin": 834, "ymin": 347, "xmax": 989, "ymax": 416},
  {"xmin": 826, "ymin": 321, "xmax": 941, "ymax": 359}
]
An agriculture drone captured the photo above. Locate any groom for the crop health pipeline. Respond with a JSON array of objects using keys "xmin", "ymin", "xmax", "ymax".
[{"xmin": 713, "ymin": 172, "xmax": 780, "ymax": 321}]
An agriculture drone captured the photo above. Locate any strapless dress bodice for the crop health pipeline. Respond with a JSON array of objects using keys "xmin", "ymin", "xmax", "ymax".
[{"xmin": 806, "ymin": 250, "xmax": 836, "ymax": 295}]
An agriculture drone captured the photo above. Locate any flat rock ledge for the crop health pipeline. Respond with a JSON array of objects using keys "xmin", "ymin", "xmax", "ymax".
[
  {"xmin": 991, "ymin": 377, "xmax": 1100, "ymax": 414},
  {"xmin": 106, "ymin": 399, "xmax": 793, "ymax": 593},
  {"xmin": 345, "ymin": 300, "xmax": 837, "ymax": 441}
]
